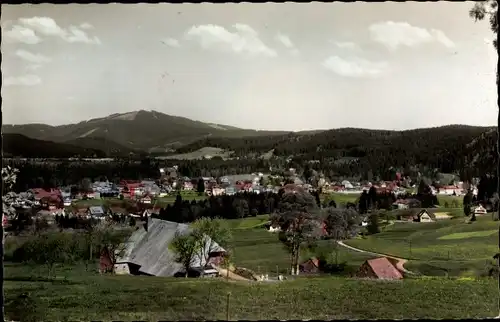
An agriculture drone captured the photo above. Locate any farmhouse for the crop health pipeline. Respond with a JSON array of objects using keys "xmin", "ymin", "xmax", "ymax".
[
  {"xmin": 473, "ymin": 204, "xmax": 487, "ymax": 216},
  {"xmin": 299, "ymin": 257, "xmax": 320, "ymax": 274},
  {"xmin": 356, "ymin": 257, "xmax": 403, "ymax": 280},
  {"xmin": 265, "ymin": 222, "xmax": 281, "ymax": 232},
  {"xmin": 113, "ymin": 218, "xmax": 226, "ymax": 277},
  {"xmin": 88, "ymin": 206, "xmax": 107, "ymax": 220},
  {"xmin": 414, "ymin": 209, "xmax": 435, "ymax": 222}
]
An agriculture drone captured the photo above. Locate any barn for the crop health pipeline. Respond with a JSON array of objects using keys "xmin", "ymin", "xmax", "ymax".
[
  {"xmin": 356, "ymin": 257, "xmax": 403, "ymax": 280},
  {"xmin": 299, "ymin": 257, "xmax": 320, "ymax": 274},
  {"xmin": 113, "ymin": 218, "xmax": 226, "ymax": 277}
]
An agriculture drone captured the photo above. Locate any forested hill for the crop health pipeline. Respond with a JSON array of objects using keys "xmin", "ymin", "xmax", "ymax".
[{"xmin": 175, "ymin": 125, "xmax": 497, "ymax": 178}]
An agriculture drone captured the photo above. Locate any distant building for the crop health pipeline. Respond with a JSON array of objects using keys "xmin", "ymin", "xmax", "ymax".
[{"xmin": 473, "ymin": 204, "xmax": 487, "ymax": 216}]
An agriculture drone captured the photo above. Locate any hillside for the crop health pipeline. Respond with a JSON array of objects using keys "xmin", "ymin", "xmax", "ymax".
[
  {"xmin": 4, "ymin": 110, "xmax": 497, "ymax": 176},
  {"xmin": 176, "ymin": 125, "xmax": 497, "ymax": 177},
  {"xmin": 3, "ymin": 133, "xmax": 107, "ymax": 159},
  {"xmin": 63, "ymin": 137, "xmax": 141, "ymax": 157},
  {"xmin": 3, "ymin": 110, "xmax": 289, "ymax": 153}
]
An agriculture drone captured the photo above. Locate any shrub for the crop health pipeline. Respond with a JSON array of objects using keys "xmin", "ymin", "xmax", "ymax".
[{"xmin": 5, "ymin": 292, "xmax": 47, "ymax": 322}]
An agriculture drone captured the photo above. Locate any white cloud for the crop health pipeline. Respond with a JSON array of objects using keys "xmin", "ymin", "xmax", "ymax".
[
  {"xmin": 64, "ymin": 26, "xmax": 101, "ymax": 44},
  {"xmin": 275, "ymin": 33, "xmax": 294, "ymax": 49},
  {"xmin": 185, "ymin": 24, "xmax": 277, "ymax": 57},
  {"xmin": 322, "ymin": 56, "xmax": 389, "ymax": 78},
  {"xmin": 3, "ymin": 25, "xmax": 42, "ymax": 44},
  {"xmin": 4, "ymin": 74, "xmax": 42, "ymax": 86},
  {"xmin": 15, "ymin": 49, "xmax": 51, "ymax": 64},
  {"xmin": 162, "ymin": 37, "xmax": 181, "ymax": 48},
  {"xmin": 79, "ymin": 22, "xmax": 94, "ymax": 30},
  {"xmin": 369, "ymin": 21, "xmax": 455, "ymax": 50},
  {"xmin": 19, "ymin": 17, "xmax": 66, "ymax": 37},
  {"xmin": 275, "ymin": 32, "xmax": 300, "ymax": 56},
  {"xmin": 5, "ymin": 17, "xmax": 101, "ymax": 45},
  {"xmin": 333, "ymin": 41, "xmax": 360, "ymax": 50}
]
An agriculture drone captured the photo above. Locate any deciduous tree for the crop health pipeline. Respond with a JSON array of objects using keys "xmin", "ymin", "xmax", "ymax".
[
  {"xmin": 272, "ymin": 190, "xmax": 322, "ymax": 275},
  {"xmin": 170, "ymin": 232, "xmax": 200, "ymax": 277}
]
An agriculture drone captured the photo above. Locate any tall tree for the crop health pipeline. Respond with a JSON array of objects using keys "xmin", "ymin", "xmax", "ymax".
[
  {"xmin": 322, "ymin": 207, "xmax": 362, "ymax": 265},
  {"xmin": 470, "ymin": 0, "xmax": 499, "ymax": 220},
  {"xmin": 272, "ymin": 189, "xmax": 322, "ymax": 275}
]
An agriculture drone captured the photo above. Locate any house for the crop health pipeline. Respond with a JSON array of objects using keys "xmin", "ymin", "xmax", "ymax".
[
  {"xmin": 299, "ymin": 257, "xmax": 320, "ymax": 274},
  {"xmin": 225, "ymin": 186, "xmax": 237, "ymax": 196},
  {"xmin": 211, "ymin": 187, "xmax": 225, "ymax": 196},
  {"xmin": 265, "ymin": 222, "xmax": 281, "ymax": 232},
  {"xmin": 183, "ymin": 182, "xmax": 194, "ymax": 191},
  {"xmin": 414, "ymin": 209, "xmax": 435, "ymax": 222},
  {"xmin": 63, "ymin": 197, "xmax": 72, "ymax": 207},
  {"xmin": 473, "ymin": 204, "xmax": 487, "ymax": 216},
  {"xmin": 114, "ymin": 218, "xmax": 226, "ymax": 277},
  {"xmin": 140, "ymin": 195, "xmax": 152, "ymax": 204},
  {"xmin": 88, "ymin": 206, "xmax": 107, "ymax": 220},
  {"xmin": 395, "ymin": 209, "xmax": 434, "ymax": 222},
  {"xmin": 356, "ymin": 257, "xmax": 403, "ymax": 280},
  {"xmin": 341, "ymin": 180, "xmax": 354, "ymax": 190}
]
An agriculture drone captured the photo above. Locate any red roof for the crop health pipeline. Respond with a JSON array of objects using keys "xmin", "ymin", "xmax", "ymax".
[
  {"xmin": 305, "ymin": 257, "xmax": 319, "ymax": 267},
  {"xmin": 366, "ymin": 257, "xmax": 403, "ymax": 279}
]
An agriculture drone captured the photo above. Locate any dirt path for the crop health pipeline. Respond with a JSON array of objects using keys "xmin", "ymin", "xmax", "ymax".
[
  {"xmin": 337, "ymin": 241, "xmax": 415, "ymax": 275},
  {"xmin": 212, "ymin": 265, "xmax": 251, "ymax": 281}
]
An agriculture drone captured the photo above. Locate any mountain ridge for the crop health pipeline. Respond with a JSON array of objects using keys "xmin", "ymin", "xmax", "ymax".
[{"xmin": 3, "ymin": 110, "xmax": 497, "ymax": 177}]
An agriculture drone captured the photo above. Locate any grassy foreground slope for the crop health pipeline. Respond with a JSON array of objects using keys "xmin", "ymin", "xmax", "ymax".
[{"xmin": 4, "ymin": 263, "xmax": 497, "ymax": 320}]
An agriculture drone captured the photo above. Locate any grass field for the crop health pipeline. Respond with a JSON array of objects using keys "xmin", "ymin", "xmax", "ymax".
[
  {"xmin": 323, "ymin": 193, "xmax": 463, "ymax": 209},
  {"xmin": 4, "ymin": 215, "xmax": 499, "ymax": 320},
  {"xmin": 344, "ymin": 216, "xmax": 498, "ymax": 276},
  {"xmin": 4, "ymin": 262, "xmax": 497, "ymax": 320},
  {"xmin": 228, "ymin": 215, "xmax": 376, "ymax": 275}
]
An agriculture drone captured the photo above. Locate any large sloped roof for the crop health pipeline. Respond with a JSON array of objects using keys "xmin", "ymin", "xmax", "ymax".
[
  {"xmin": 366, "ymin": 257, "xmax": 403, "ymax": 280},
  {"xmin": 117, "ymin": 218, "xmax": 225, "ymax": 277}
]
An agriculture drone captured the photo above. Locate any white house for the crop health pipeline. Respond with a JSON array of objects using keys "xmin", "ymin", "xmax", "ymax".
[
  {"xmin": 474, "ymin": 204, "xmax": 487, "ymax": 216},
  {"xmin": 341, "ymin": 180, "xmax": 354, "ymax": 190},
  {"xmin": 266, "ymin": 223, "xmax": 281, "ymax": 232}
]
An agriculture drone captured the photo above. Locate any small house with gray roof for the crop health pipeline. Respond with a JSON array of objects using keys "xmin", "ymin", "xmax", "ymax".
[
  {"xmin": 113, "ymin": 218, "xmax": 226, "ymax": 277},
  {"xmin": 88, "ymin": 206, "xmax": 107, "ymax": 220}
]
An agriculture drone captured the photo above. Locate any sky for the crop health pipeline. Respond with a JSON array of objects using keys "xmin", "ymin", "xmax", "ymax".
[{"xmin": 1, "ymin": 2, "xmax": 498, "ymax": 131}]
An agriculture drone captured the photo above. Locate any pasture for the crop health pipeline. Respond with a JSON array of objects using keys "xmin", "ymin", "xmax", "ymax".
[
  {"xmin": 228, "ymin": 215, "xmax": 377, "ymax": 275},
  {"xmin": 344, "ymin": 215, "xmax": 498, "ymax": 276},
  {"xmin": 4, "ymin": 262, "xmax": 497, "ymax": 321},
  {"xmin": 4, "ymin": 214, "xmax": 499, "ymax": 320}
]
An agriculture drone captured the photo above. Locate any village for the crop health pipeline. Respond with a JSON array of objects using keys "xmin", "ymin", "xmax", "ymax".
[
  {"xmin": 3, "ymin": 162, "xmax": 490, "ymax": 285},
  {"xmin": 2, "ymin": 164, "xmax": 478, "ymax": 226}
]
